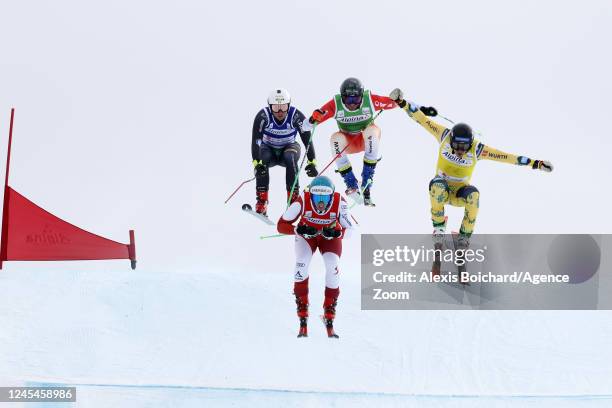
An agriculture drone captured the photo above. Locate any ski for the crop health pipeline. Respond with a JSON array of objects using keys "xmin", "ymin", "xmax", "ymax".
[
  {"xmin": 241, "ymin": 203, "xmax": 275, "ymax": 226},
  {"xmin": 321, "ymin": 316, "xmax": 339, "ymax": 338},
  {"xmin": 431, "ymin": 242, "xmax": 443, "ymax": 276}
]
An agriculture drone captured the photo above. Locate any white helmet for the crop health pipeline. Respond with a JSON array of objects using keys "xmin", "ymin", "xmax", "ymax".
[{"xmin": 267, "ymin": 88, "xmax": 291, "ymax": 105}]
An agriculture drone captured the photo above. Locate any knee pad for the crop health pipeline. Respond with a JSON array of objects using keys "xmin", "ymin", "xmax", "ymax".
[
  {"xmin": 456, "ymin": 185, "xmax": 479, "ymax": 200},
  {"xmin": 429, "ymin": 177, "xmax": 449, "ymax": 193}
]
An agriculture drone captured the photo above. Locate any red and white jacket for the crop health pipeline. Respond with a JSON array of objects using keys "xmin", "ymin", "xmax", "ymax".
[{"xmin": 277, "ymin": 192, "xmax": 354, "ymax": 238}]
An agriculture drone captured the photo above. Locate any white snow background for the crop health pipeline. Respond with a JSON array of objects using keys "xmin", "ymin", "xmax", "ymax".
[{"xmin": 1, "ymin": 0, "xmax": 611, "ymax": 406}]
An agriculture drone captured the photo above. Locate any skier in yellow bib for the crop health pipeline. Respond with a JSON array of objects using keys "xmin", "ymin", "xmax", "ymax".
[{"xmin": 389, "ymin": 89, "xmax": 553, "ymax": 246}]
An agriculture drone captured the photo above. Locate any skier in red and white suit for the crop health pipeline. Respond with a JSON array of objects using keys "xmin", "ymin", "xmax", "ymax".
[{"xmin": 277, "ymin": 176, "xmax": 354, "ymax": 338}]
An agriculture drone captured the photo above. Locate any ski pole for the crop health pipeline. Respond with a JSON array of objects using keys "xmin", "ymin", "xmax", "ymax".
[
  {"xmin": 437, "ymin": 113, "xmax": 455, "ymax": 125},
  {"xmin": 319, "ymin": 143, "xmax": 352, "ymax": 176},
  {"xmin": 286, "ymin": 124, "xmax": 316, "ymax": 207},
  {"xmin": 432, "ymin": 111, "xmax": 484, "ymax": 137},
  {"xmin": 224, "ymin": 176, "xmax": 256, "ymax": 204},
  {"xmin": 349, "ymin": 178, "xmax": 372, "ymax": 209},
  {"xmin": 260, "ymin": 233, "xmax": 288, "ymax": 240}
]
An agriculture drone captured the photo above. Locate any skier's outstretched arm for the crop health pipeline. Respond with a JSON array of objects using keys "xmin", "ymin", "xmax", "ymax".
[
  {"xmin": 370, "ymin": 94, "xmax": 398, "ymax": 111},
  {"xmin": 478, "ymin": 144, "xmax": 554, "ymax": 172},
  {"xmin": 277, "ymin": 200, "xmax": 302, "ymax": 235},
  {"xmin": 308, "ymin": 99, "xmax": 336, "ymax": 126},
  {"xmin": 389, "ymin": 89, "xmax": 448, "ymax": 143}
]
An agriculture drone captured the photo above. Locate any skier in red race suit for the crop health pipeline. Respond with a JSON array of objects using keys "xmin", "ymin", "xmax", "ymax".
[
  {"xmin": 277, "ymin": 176, "xmax": 355, "ymax": 338},
  {"xmin": 308, "ymin": 78, "xmax": 398, "ymax": 206}
]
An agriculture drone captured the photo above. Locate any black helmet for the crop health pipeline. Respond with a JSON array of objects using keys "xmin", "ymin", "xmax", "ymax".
[
  {"xmin": 450, "ymin": 123, "xmax": 474, "ymax": 152},
  {"xmin": 340, "ymin": 77, "xmax": 364, "ymax": 100}
]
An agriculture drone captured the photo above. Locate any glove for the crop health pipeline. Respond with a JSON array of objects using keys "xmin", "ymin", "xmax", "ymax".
[
  {"xmin": 296, "ymin": 224, "xmax": 319, "ymax": 238},
  {"xmin": 532, "ymin": 160, "xmax": 554, "ymax": 172},
  {"xmin": 420, "ymin": 106, "xmax": 438, "ymax": 117},
  {"xmin": 305, "ymin": 160, "xmax": 318, "ymax": 177},
  {"xmin": 389, "ymin": 88, "xmax": 404, "ymax": 102},
  {"xmin": 253, "ymin": 160, "xmax": 267, "ymax": 177},
  {"xmin": 309, "ymin": 109, "xmax": 326, "ymax": 124},
  {"xmin": 390, "ymin": 88, "xmax": 408, "ymax": 109},
  {"xmin": 322, "ymin": 227, "xmax": 342, "ymax": 240}
]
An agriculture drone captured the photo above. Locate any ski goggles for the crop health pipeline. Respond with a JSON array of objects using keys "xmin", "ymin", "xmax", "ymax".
[
  {"xmin": 270, "ymin": 103, "xmax": 289, "ymax": 113},
  {"xmin": 451, "ymin": 136, "xmax": 472, "ymax": 152},
  {"xmin": 311, "ymin": 193, "xmax": 332, "ymax": 209},
  {"xmin": 342, "ymin": 95, "xmax": 362, "ymax": 105}
]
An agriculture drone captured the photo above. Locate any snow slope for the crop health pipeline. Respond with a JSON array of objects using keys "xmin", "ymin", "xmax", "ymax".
[{"xmin": 1, "ymin": 262, "xmax": 612, "ymax": 406}]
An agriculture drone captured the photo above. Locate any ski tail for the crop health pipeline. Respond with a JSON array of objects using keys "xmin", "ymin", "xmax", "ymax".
[{"xmin": 242, "ymin": 203, "xmax": 275, "ymax": 226}]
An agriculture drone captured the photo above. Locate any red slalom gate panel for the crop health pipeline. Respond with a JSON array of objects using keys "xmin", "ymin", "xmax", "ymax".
[
  {"xmin": 0, "ymin": 108, "xmax": 136, "ymax": 269},
  {"xmin": 0, "ymin": 187, "xmax": 136, "ymax": 268}
]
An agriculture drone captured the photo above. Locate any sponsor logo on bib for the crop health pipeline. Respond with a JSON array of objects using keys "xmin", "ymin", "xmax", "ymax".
[
  {"xmin": 442, "ymin": 150, "xmax": 474, "ymax": 167},
  {"xmin": 338, "ymin": 114, "xmax": 370, "ymax": 124}
]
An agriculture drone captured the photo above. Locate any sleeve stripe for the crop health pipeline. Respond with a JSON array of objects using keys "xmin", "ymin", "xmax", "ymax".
[
  {"xmin": 441, "ymin": 128, "xmax": 450, "ymax": 143},
  {"xmin": 476, "ymin": 143, "xmax": 485, "ymax": 158}
]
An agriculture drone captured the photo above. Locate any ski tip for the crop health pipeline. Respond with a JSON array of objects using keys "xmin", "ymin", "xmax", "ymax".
[
  {"xmin": 241, "ymin": 203, "xmax": 252, "ymax": 211},
  {"xmin": 328, "ymin": 333, "xmax": 340, "ymax": 339}
]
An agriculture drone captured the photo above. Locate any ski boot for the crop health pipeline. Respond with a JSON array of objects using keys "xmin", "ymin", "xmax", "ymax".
[
  {"xmin": 362, "ymin": 188, "xmax": 375, "ymax": 207},
  {"xmin": 361, "ymin": 162, "xmax": 376, "ymax": 207},
  {"xmin": 255, "ymin": 190, "xmax": 269, "ymax": 216},
  {"xmin": 431, "ymin": 222, "xmax": 446, "ymax": 276},
  {"xmin": 323, "ymin": 294, "xmax": 339, "ymax": 339},
  {"xmin": 456, "ymin": 231, "xmax": 470, "ymax": 249},
  {"xmin": 295, "ymin": 294, "xmax": 309, "ymax": 338},
  {"xmin": 455, "ymin": 231, "xmax": 471, "ymax": 283},
  {"xmin": 338, "ymin": 166, "xmax": 362, "ymax": 205},
  {"xmin": 432, "ymin": 222, "xmax": 446, "ymax": 246}
]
